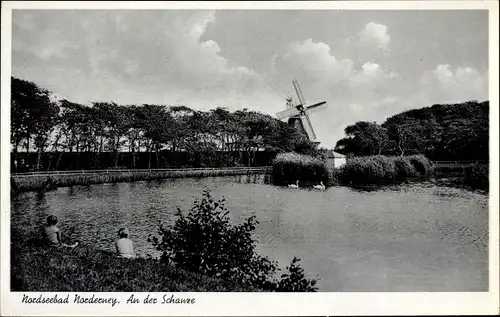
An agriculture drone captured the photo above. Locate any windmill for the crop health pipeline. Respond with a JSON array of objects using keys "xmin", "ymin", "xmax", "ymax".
[{"xmin": 276, "ymin": 80, "xmax": 327, "ymax": 144}]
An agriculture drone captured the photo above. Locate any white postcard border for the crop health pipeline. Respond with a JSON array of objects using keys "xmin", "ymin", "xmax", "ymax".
[{"xmin": 1, "ymin": 1, "xmax": 499, "ymax": 316}]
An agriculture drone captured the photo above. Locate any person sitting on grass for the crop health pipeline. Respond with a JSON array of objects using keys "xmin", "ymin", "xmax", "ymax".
[
  {"xmin": 115, "ymin": 228, "xmax": 134, "ymax": 259},
  {"xmin": 44, "ymin": 215, "xmax": 79, "ymax": 248}
]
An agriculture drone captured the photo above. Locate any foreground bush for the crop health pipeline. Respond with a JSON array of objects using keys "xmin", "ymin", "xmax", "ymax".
[
  {"xmin": 149, "ymin": 190, "xmax": 318, "ymax": 292},
  {"xmin": 339, "ymin": 155, "xmax": 433, "ymax": 185},
  {"xmin": 271, "ymin": 152, "xmax": 330, "ymax": 187}
]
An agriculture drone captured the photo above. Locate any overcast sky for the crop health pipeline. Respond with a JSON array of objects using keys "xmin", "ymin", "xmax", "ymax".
[{"xmin": 11, "ymin": 9, "xmax": 489, "ymax": 148}]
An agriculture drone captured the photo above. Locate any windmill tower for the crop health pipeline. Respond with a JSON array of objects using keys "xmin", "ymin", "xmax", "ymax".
[{"xmin": 276, "ymin": 80, "xmax": 327, "ymax": 144}]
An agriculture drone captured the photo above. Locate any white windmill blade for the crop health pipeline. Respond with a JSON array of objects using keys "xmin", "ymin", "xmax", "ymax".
[
  {"xmin": 306, "ymin": 100, "xmax": 327, "ymax": 110},
  {"xmin": 276, "ymin": 106, "xmax": 301, "ymax": 120},
  {"xmin": 302, "ymin": 111, "xmax": 317, "ymax": 140},
  {"xmin": 305, "ymin": 101, "xmax": 327, "ymax": 115},
  {"xmin": 293, "ymin": 80, "xmax": 306, "ymax": 105}
]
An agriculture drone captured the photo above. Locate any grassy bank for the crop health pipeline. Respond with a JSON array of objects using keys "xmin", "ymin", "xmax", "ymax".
[
  {"xmin": 11, "ymin": 240, "xmax": 252, "ymax": 292},
  {"xmin": 338, "ymin": 155, "xmax": 433, "ymax": 186},
  {"xmin": 11, "ymin": 167, "xmax": 270, "ymax": 194},
  {"xmin": 271, "ymin": 152, "xmax": 330, "ymax": 187}
]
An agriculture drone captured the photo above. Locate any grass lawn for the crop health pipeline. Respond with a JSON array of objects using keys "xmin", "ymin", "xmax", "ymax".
[{"xmin": 11, "ymin": 240, "xmax": 253, "ymax": 292}]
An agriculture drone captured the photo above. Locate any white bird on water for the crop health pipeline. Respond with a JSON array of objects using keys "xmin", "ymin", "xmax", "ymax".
[
  {"xmin": 288, "ymin": 180, "xmax": 299, "ymax": 189},
  {"xmin": 313, "ymin": 181, "xmax": 326, "ymax": 190}
]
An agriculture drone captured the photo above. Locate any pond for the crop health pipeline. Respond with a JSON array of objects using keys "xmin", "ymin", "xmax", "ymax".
[{"xmin": 11, "ymin": 175, "xmax": 488, "ymax": 291}]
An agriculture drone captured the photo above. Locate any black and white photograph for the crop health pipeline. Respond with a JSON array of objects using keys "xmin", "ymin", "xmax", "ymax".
[{"xmin": 1, "ymin": 1, "xmax": 498, "ymax": 316}]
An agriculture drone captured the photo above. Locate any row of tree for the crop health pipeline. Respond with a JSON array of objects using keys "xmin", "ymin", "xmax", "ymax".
[
  {"xmin": 334, "ymin": 100, "xmax": 489, "ymax": 161},
  {"xmin": 11, "ymin": 77, "xmax": 318, "ymax": 171}
]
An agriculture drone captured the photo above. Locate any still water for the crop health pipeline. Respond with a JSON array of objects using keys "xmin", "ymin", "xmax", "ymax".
[{"xmin": 11, "ymin": 175, "xmax": 488, "ymax": 291}]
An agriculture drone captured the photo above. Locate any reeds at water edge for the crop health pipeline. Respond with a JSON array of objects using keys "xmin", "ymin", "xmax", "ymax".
[
  {"xmin": 338, "ymin": 155, "xmax": 433, "ymax": 186},
  {"xmin": 272, "ymin": 153, "xmax": 434, "ymax": 188},
  {"xmin": 271, "ymin": 152, "xmax": 331, "ymax": 187}
]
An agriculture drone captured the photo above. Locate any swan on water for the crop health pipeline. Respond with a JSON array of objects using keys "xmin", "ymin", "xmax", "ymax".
[
  {"xmin": 313, "ymin": 181, "xmax": 326, "ymax": 190},
  {"xmin": 288, "ymin": 180, "xmax": 299, "ymax": 189}
]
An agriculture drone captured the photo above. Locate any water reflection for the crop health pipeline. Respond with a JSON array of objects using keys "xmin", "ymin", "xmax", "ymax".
[{"xmin": 11, "ymin": 175, "xmax": 488, "ymax": 292}]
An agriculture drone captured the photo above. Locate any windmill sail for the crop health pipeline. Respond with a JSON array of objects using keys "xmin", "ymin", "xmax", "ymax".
[
  {"xmin": 293, "ymin": 79, "xmax": 306, "ymax": 105},
  {"xmin": 276, "ymin": 100, "xmax": 327, "ymax": 119},
  {"xmin": 277, "ymin": 106, "xmax": 301, "ymax": 120},
  {"xmin": 306, "ymin": 101, "xmax": 327, "ymax": 113},
  {"xmin": 302, "ymin": 112, "xmax": 317, "ymax": 140}
]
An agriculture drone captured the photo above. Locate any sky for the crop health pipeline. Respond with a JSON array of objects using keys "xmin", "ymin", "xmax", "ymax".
[{"xmin": 11, "ymin": 9, "xmax": 489, "ymax": 148}]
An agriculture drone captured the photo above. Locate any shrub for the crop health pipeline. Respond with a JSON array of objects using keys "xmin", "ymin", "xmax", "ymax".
[
  {"xmin": 339, "ymin": 155, "xmax": 433, "ymax": 185},
  {"xmin": 277, "ymin": 257, "xmax": 318, "ymax": 292},
  {"xmin": 462, "ymin": 164, "xmax": 489, "ymax": 190},
  {"xmin": 407, "ymin": 155, "xmax": 433, "ymax": 176},
  {"xmin": 393, "ymin": 157, "xmax": 414, "ymax": 180},
  {"xmin": 329, "ymin": 168, "xmax": 340, "ymax": 186},
  {"xmin": 372, "ymin": 155, "xmax": 397, "ymax": 181},
  {"xmin": 338, "ymin": 156, "xmax": 389, "ymax": 185},
  {"xmin": 149, "ymin": 190, "xmax": 318, "ymax": 292},
  {"xmin": 272, "ymin": 152, "xmax": 330, "ymax": 187}
]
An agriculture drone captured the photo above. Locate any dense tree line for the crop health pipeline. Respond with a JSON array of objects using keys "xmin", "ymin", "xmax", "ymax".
[
  {"xmin": 335, "ymin": 101, "xmax": 489, "ymax": 161},
  {"xmin": 11, "ymin": 77, "xmax": 318, "ymax": 171}
]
